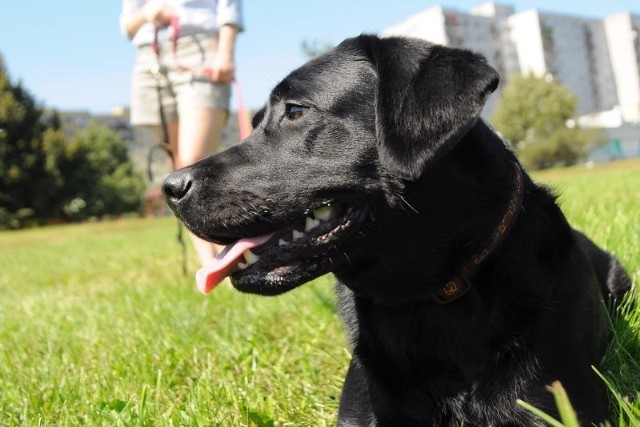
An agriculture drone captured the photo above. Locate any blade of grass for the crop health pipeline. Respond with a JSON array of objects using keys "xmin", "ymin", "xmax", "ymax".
[
  {"xmin": 546, "ymin": 381, "xmax": 580, "ymax": 427},
  {"xmin": 516, "ymin": 399, "xmax": 565, "ymax": 427}
]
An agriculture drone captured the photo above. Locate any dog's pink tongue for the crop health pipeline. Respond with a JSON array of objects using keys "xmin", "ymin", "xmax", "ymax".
[{"xmin": 195, "ymin": 233, "xmax": 274, "ymax": 294}]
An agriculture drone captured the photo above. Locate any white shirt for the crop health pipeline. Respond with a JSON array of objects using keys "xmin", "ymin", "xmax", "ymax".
[{"xmin": 120, "ymin": 0, "xmax": 244, "ymax": 46}]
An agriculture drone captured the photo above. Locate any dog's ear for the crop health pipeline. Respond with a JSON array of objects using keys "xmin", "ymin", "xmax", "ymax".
[{"xmin": 357, "ymin": 35, "xmax": 499, "ymax": 180}]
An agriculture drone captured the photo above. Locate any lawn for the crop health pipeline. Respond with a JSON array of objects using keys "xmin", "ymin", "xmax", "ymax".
[{"xmin": 1, "ymin": 159, "xmax": 638, "ymax": 426}]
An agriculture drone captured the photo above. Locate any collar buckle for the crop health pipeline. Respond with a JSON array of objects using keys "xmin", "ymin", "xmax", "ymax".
[{"xmin": 433, "ymin": 272, "xmax": 474, "ymax": 304}]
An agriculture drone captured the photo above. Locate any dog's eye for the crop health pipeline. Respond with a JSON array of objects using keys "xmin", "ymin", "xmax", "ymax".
[{"xmin": 285, "ymin": 104, "xmax": 306, "ymax": 120}]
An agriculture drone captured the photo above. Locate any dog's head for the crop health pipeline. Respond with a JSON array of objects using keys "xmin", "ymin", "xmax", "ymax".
[{"xmin": 163, "ymin": 35, "xmax": 499, "ymax": 296}]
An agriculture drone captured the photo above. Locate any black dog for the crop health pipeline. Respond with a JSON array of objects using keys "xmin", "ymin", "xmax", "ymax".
[{"xmin": 163, "ymin": 35, "xmax": 632, "ymax": 426}]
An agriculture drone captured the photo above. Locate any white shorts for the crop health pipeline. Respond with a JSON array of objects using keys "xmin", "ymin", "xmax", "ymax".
[{"xmin": 130, "ymin": 34, "xmax": 231, "ymax": 126}]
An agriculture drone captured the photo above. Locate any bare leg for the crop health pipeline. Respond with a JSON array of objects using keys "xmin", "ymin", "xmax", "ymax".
[{"xmin": 173, "ymin": 107, "xmax": 228, "ymax": 265}]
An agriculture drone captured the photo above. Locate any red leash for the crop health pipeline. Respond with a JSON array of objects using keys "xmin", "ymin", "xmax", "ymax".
[
  {"xmin": 234, "ymin": 79, "xmax": 251, "ymax": 140},
  {"xmin": 152, "ymin": 16, "xmax": 251, "ymax": 140},
  {"xmin": 148, "ymin": 17, "xmax": 251, "ymax": 274}
]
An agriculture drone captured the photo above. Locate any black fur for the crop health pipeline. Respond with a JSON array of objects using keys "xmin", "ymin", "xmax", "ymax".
[{"xmin": 163, "ymin": 35, "xmax": 632, "ymax": 426}]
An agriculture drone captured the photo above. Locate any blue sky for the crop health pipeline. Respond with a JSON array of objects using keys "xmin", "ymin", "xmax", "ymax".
[{"xmin": 1, "ymin": 1, "xmax": 638, "ymax": 113}]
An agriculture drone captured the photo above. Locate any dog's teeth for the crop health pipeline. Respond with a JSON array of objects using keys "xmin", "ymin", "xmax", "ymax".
[
  {"xmin": 243, "ymin": 249, "xmax": 260, "ymax": 265},
  {"xmin": 278, "ymin": 239, "xmax": 289, "ymax": 247},
  {"xmin": 238, "ymin": 261, "xmax": 248, "ymax": 270},
  {"xmin": 313, "ymin": 206, "xmax": 333, "ymax": 221},
  {"xmin": 292, "ymin": 230, "xmax": 305, "ymax": 241},
  {"xmin": 305, "ymin": 217, "xmax": 321, "ymax": 232}
]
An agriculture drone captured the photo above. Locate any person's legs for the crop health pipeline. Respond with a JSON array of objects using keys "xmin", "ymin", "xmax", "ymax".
[
  {"xmin": 168, "ymin": 36, "xmax": 232, "ymax": 266},
  {"xmin": 165, "ymin": 120, "xmax": 180, "ymax": 168},
  {"xmin": 175, "ymin": 107, "xmax": 226, "ymax": 168},
  {"xmin": 175, "ymin": 107, "xmax": 228, "ymax": 265}
]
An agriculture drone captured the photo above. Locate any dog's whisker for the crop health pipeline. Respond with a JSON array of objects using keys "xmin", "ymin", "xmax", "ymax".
[
  {"xmin": 398, "ymin": 194, "xmax": 419, "ymax": 214},
  {"xmin": 343, "ymin": 251, "xmax": 352, "ymax": 268}
]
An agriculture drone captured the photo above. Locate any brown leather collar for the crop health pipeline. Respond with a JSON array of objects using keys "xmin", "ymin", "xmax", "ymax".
[{"xmin": 431, "ymin": 162, "xmax": 524, "ymax": 304}]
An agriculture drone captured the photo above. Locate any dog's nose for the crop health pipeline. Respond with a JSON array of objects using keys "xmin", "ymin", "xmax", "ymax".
[{"xmin": 162, "ymin": 169, "xmax": 193, "ymax": 204}]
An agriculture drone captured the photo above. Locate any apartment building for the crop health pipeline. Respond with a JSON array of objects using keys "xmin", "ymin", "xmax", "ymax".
[
  {"xmin": 605, "ymin": 12, "xmax": 640, "ymax": 123},
  {"xmin": 509, "ymin": 10, "xmax": 598, "ymax": 114},
  {"xmin": 382, "ymin": 2, "xmax": 640, "ymax": 124},
  {"xmin": 382, "ymin": 4, "xmax": 521, "ymax": 79},
  {"xmin": 383, "ymin": 4, "xmax": 507, "ymax": 116}
]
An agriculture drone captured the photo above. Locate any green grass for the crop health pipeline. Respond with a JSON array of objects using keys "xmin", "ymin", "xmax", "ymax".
[
  {"xmin": 531, "ymin": 159, "xmax": 640, "ymax": 426},
  {"xmin": 0, "ymin": 159, "xmax": 638, "ymax": 426},
  {"xmin": 0, "ymin": 219, "xmax": 346, "ymax": 426}
]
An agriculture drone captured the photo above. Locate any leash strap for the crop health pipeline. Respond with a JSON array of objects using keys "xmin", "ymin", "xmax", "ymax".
[
  {"xmin": 147, "ymin": 16, "xmax": 250, "ymax": 275},
  {"xmin": 153, "ymin": 15, "xmax": 251, "ymax": 141},
  {"xmin": 234, "ymin": 79, "xmax": 251, "ymax": 140},
  {"xmin": 149, "ymin": 16, "xmax": 189, "ymax": 276}
]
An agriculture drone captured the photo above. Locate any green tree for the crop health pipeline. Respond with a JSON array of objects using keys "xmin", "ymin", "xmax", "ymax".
[
  {"xmin": 301, "ymin": 39, "xmax": 334, "ymax": 59},
  {"xmin": 0, "ymin": 55, "xmax": 61, "ymax": 227},
  {"xmin": 0, "ymin": 55, "xmax": 145, "ymax": 228},
  {"xmin": 55, "ymin": 125, "xmax": 145, "ymax": 222},
  {"xmin": 491, "ymin": 73, "xmax": 601, "ymax": 169}
]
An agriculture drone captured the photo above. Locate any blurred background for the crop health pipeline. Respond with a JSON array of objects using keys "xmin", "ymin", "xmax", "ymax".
[{"xmin": 1, "ymin": 0, "xmax": 639, "ymax": 226}]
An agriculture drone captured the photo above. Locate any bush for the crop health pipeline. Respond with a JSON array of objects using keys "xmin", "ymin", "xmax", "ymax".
[
  {"xmin": 0, "ymin": 56, "xmax": 145, "ymax": 228},
  {"xmin": 517, "ymin": 127, "xmax": 603, "ymax": 169},
  {"xmin": 52, "ymin": 125, "xmax": 146, "ymax": 222},
  {"xmin": 491, "ymin": 74, "xmax": 602, "ymax": 169}
]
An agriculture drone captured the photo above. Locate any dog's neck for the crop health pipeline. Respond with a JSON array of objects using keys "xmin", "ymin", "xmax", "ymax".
[
  {"xmin": 421, "ymin": 162, "xmax": 523, "ymax": 304},
  {"xmin": 336, "ymin": 124, "xmax": 525, "ymax": 306}
]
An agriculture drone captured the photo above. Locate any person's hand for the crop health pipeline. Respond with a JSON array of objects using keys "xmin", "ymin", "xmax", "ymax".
[
  {"xmin": 142, "ymin": 2, "xmax": 172, "ymax": 29},
  {"xmin": 208, "ymin": 52, "xmax": 235, "ymax": 84}
]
